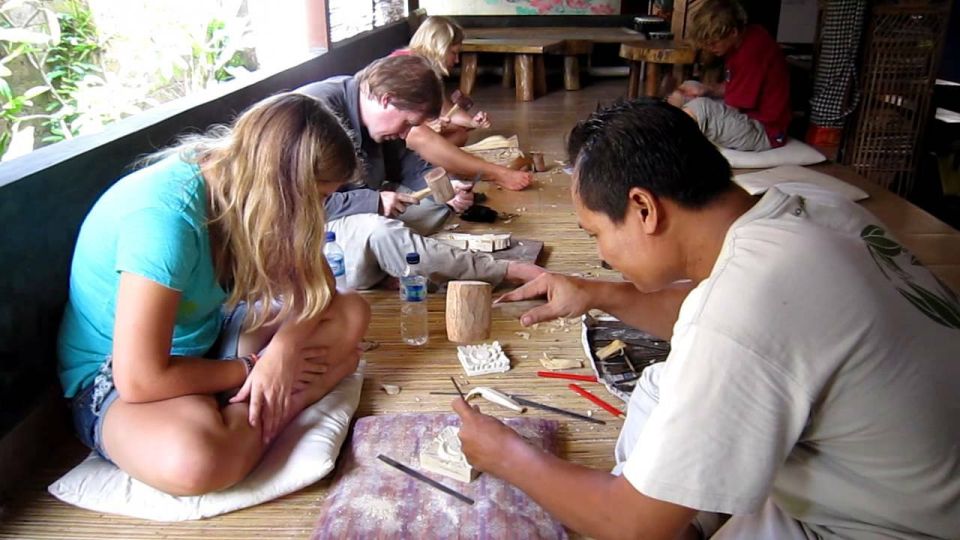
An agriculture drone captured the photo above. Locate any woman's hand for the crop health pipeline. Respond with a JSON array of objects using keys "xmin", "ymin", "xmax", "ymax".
[
  {"xmin": 230, "ymin": 344, "xmax": 328, "ymax": 444},
  {"xmin": 471, "ymin": 110, "xmax": 491, "ymax": 129}
]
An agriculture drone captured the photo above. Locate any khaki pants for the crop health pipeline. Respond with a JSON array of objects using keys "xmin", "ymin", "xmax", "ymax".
[
  {"xmin": 326, "ymin": 213, "xmax": 508, "ymax": 290},
  {"xmin": 685, "ymin": 97, "xmax": 772, "ymax": 152}
]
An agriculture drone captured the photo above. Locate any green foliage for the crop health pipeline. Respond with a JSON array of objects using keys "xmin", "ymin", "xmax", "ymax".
[
  {"xmin": 0, "ymin": 0, "xmax": 102, "ymax": 159},
  {"xmin": 42, "ymin": 0, "xmax": 102, "ymax": 143}
]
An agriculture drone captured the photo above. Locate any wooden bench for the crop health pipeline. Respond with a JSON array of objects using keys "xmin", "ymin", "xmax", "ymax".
[
  {"xmin": 619, "ymin": 40, "xmax": 697, "ymax": 99},
  {"xmin": 463, "ymin": 27, "xmax": 647, "ymax": 92},
  {"xmin": 460, "ymin": 38, "xmax": 565, "ymax": 102}
]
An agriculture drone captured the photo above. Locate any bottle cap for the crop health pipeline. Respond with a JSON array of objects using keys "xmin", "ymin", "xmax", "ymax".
[
  {"xmin": 325, "ymin": 231, "xmax": 336, "ymax": 242},
  {"xmin": 405, "ymin": 252, "xmax": 420, "ymax": 264}
]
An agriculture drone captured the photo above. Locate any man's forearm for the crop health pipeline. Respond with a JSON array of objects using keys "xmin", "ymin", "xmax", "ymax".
[
  {"xmin": 493, "ymin": 437, "xmax": 693, "ymax": 540},
  {"xmin": 588, "ymin": 281, "xmax": 692, "ymax": 340}
]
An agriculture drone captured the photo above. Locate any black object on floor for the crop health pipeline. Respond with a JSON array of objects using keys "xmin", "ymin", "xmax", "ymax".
[{"xmin": 460, "ymin": 204, "xmax": 498, "ymax": 223}]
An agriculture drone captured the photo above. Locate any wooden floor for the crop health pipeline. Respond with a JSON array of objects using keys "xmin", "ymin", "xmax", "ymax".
[{"xmin": 2, "ymin": 76, "xmax": 958, "ymax": 539}]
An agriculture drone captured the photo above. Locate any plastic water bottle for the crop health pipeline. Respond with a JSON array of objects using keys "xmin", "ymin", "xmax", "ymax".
[
  {"xmin": 400, "ymin": 252, "xmax": 428, "ymax": 346},
  {"xmin": 324, "ymin": 231, "xmax": 347, "ymax": 291}
]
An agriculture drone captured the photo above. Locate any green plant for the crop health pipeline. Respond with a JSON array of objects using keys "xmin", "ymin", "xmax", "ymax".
[
  {"xmin": 0, "ymin": 0, "xmax": 104, "ymax": 160},
  {"xmin": 42, "ymin": 0, "xmax": 102, "ymax": 143}
]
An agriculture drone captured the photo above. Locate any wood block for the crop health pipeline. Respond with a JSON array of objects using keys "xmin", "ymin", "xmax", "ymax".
[
  {"xmin": 457, "ymin": 341, "xmax": 510, "ymax": 375},
  {"xmin": 419, "ymin": 426, "xmax": 478, "ymax": 483},
  {"xmin": 446, "ymin": 281, "xmax": 492, "ymax": 343}
]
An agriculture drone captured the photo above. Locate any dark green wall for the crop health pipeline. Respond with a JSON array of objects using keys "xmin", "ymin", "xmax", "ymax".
[{"xmin": 0, "ymin": 20, "xmax": 411, "ymax": 438}]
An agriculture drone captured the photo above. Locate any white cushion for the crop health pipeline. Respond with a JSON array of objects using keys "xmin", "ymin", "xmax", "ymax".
[
  {"xmin": 734, "ymin": 165, "xmax": 869, "ymax": 202},
  {"xmin": 48, "ymin": 363, "xmax": 364, "ymax": 521},
  {"xmin": 720, "ymin": 138, "xmax": 826, "ymax": 169}
]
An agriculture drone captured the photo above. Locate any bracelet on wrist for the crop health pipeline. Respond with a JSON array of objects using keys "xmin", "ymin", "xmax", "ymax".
[{"xmin": 238, "ymin": 354, "xmax": 256, "ymax": 377}]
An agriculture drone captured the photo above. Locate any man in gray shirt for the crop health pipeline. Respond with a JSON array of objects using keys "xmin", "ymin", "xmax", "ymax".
[{"xmin": 298, "ymin": 55, "xmax": 543, "ymax": 288}]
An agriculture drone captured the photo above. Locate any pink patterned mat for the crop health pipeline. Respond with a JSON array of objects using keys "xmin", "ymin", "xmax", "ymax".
[{"xmin": 312, "ymin": 413, "xmax": 566, "ymax": 539}]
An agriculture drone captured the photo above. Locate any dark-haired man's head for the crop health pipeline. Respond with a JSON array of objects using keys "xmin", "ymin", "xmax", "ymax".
[
  {"xmin": 567, "ymin": 99, "xmax": 733, "ymax": 290},
  {"xmin": 356, "ymin": 55, "xmax": 443, "ymax": 142}
]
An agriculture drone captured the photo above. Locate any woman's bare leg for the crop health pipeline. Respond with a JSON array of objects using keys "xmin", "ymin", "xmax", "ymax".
[
  {"xmin": 102, "ymin": 395, "xmax": 264, "ymax": 495},
  {"xmin": 100, "ymin": 292, "xmax": 370, "ymax": 496},
  {"xmin": 406, "ymin": 125, "xmax": 532, "ymax": 191}
]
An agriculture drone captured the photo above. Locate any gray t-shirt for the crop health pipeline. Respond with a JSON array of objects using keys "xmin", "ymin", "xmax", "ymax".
[
  {"xmin": 298, "ymin": 76, "xmax": 417, "ymax": 220},
  {"xmin": 623, "ymin": 186, "xmax": 960, "ymax": 539}
]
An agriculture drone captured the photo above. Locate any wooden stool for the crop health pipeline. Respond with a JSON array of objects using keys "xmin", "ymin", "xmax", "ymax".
[
  {"xmin": 619, "ymin": 41, "xmax": 696, "ymax": 99},
  {"xmin": 460, "ymin": 38, "xmax": 564, "ymax": 101}
]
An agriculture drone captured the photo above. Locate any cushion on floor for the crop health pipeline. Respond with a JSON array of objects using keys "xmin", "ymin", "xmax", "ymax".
[
  {"xmin": 47, "ymin": 363, "xmax": 364, "ymax": 521},
  {"xmin": 734, "ymin": 165, "xmax": 869, "ymax": 201},
  {"xmin": 721, "ymin": 138, "xmax": 826, "ymax": 169},
  {"xmin": 311, "ymin": 413, "xmax": 566, "ymax": 539}
]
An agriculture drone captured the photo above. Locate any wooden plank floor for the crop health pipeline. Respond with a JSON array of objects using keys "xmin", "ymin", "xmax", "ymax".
[{"xmin": 2, "ymin": 77, "xmax": 958, "ymax": 539}]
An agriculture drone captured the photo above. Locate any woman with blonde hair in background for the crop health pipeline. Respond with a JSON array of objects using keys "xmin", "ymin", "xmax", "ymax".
[
  {"xmin": 57, "ymin": 92, "xmax": 371, "ymax": 496},
  {"xmin": 394, "ymin": 15, "xmax": 533, "ymax": 191}
]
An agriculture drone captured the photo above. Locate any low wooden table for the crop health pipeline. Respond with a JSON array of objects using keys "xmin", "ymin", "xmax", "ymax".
[
  {"xmin": 460, "ymin": 38, "xmax": 565, "ymax": 102},
  {"xmin": 464, "ymin": 27, "xmax": 647, "ymax": 92},
  {"xmin": 620, "ymin": 41, "xmax": 697, "ymax": 98}
]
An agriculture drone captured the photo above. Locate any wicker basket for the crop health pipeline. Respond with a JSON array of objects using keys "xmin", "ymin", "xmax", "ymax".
[{"xmin": 842, "ymin": 0, "xmax": 952, "ymax": 195}]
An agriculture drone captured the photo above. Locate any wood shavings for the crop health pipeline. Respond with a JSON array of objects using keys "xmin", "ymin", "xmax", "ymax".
[
  {"xmin": 596, "ymin": 339, "xmax": 627, "ymax": 360},
  {"xmin": 539, "ymin": 352, "xmax": 583, "ymax": 370},
  {"xmin": 443, "ymin": 222, "xmax": 461, "ymax": 231},
  {"xmin": 515, "ymin": 331, "xmax": 530, "ymax": 340},
  {"xmin": 360, "ymin": 340, "xmax": 380, "ymax": 352},
  {"xmin": 380, "ymin": 384, "xmax": 401, "ymax": 395}
]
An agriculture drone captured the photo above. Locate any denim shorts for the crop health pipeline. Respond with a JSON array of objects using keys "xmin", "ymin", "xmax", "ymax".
[{"xmin": 70, "ymin": 303, "xmax": 248, "ymax": 463}]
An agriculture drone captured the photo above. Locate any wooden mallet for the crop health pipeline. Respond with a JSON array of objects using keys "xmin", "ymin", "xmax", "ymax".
[
  {"xmin": 444, "ymin": 89, "xmax": 474, "ymax": 121},
  {"xmin": 411, "ymin": 167, "xmax": 456, "ymax": 202}
]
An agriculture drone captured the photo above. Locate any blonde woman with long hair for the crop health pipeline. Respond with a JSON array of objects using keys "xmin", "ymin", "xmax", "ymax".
[
  {"xmin": 393, "ymin": 16, "xmax": 534, "ymax": 191},
  {"xmin": 57, "ymin": 92, "xmax": 371, "ymax": 495}
]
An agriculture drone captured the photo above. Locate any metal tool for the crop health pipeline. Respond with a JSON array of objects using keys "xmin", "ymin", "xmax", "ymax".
[
  {"xmin": 450, "ymin": 376, "xmax": 466, "ymax": 400},
  {"xmin": 508, "ymin": 395, "xmax": 606, "ymax": 425},
  {"xmin": 377, "ymin": 454, "xmax": 475, "ymax": 505}
]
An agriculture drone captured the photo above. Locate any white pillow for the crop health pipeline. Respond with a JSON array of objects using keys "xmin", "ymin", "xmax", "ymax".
[
  {"xmin": 48, "ymin": 363, "xmax": 364, "ymax": 521},
  {"xmin": 734, "ymin": 165, "xmax": 869, "ymax": 202},
  {"xmin": 720, "ymin": 138, "xmax": 826, "ymax": 169}
]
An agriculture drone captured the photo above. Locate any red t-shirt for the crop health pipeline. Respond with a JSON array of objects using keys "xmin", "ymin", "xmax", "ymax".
[
  {"xmin": 389, "ymin": 48, "xmax": 413, "ymax": 57},
  {"xmin": 723, "ymin": 25, "xmax": 792, "ymax": 147}
]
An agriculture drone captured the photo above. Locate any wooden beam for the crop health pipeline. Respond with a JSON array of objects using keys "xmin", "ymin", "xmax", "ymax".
[{"xmin": 306, "ymin": 0, "xmax": 331, "ymax": 51}]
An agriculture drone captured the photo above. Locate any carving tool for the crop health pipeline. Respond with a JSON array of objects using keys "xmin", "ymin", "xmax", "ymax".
[
  {"xmin": 508, "ymin": 395, "xmax": 606, "ymax": 425},
  {"xmin": 536, "ymin": 370, "xmax": 599, "ymax": 383},
  {"xmin": 444, "ymin": 89, "xmax": 474, "ymax": 121},
  {"xmin": 377, "ymin": 454, "xmax": 475, "ymax": 505},
  {"xmin": 568, "ymin": 383, "xmax": 625, "ymax": 419},
  {"xmin": 450, "ymin": 376, "xmax": 466, "ymax": 400},
  {"xmin": 465, "ymin": 386, "xmax": 526, "ymax": 413}
]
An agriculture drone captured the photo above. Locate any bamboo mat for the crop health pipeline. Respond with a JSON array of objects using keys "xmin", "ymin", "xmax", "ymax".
[
  {"xmin": 3, "ymin": 76, "xmax": 959, "ymax": 539},
  {"xmin": 0, "ymin": 80, "xmax": 627, "ymax": 540}
]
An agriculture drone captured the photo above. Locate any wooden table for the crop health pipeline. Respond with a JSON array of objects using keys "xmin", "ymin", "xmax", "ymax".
[
  {"xmin": 620, "ymin": 40, "xmax": 697, "ymax": 98},
  {"xmin": 464, "ymin": 27, "xmax": 647, "ymax": 92},
  {"xmin": 460, "ymin": 38, "xmax": 565, "ymax": 101}
]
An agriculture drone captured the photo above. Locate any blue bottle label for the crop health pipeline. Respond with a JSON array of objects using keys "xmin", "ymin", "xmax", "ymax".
[
  {"xmin": 327, "ymin": 255, "xmax": 345, "ymax": 277},
  {"xmin": 402, "ymin": 283, "xmax": 426, "ymax": 302}
]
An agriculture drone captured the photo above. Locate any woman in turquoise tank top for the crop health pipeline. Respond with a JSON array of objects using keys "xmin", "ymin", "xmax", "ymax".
[{"xmin": 58, "ymin": 92, "xmax": 371, "ymax": 495}]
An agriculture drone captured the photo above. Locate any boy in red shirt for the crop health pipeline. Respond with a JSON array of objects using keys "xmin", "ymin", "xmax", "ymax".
[{"xmin": 667, "ymin": 0, "xmax": 792, "ymax": 151}]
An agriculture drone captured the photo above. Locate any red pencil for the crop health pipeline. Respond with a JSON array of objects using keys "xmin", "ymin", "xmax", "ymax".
[
  {"xmin": 536, "ymin": 370, "xmax": 598, "ymax": 383},
  {"xmin": 568, "ymin": 383, "xmax": 625, "ymax": 419}
]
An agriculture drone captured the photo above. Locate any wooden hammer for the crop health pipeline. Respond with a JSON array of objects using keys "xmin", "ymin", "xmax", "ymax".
[
  {"xmin": 411, "ymin": 167, "xmax": 456, "ymax": 202},
  {"xmin": 444, "ymin": 90, "xmax": 474, "ymax": 121}
]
